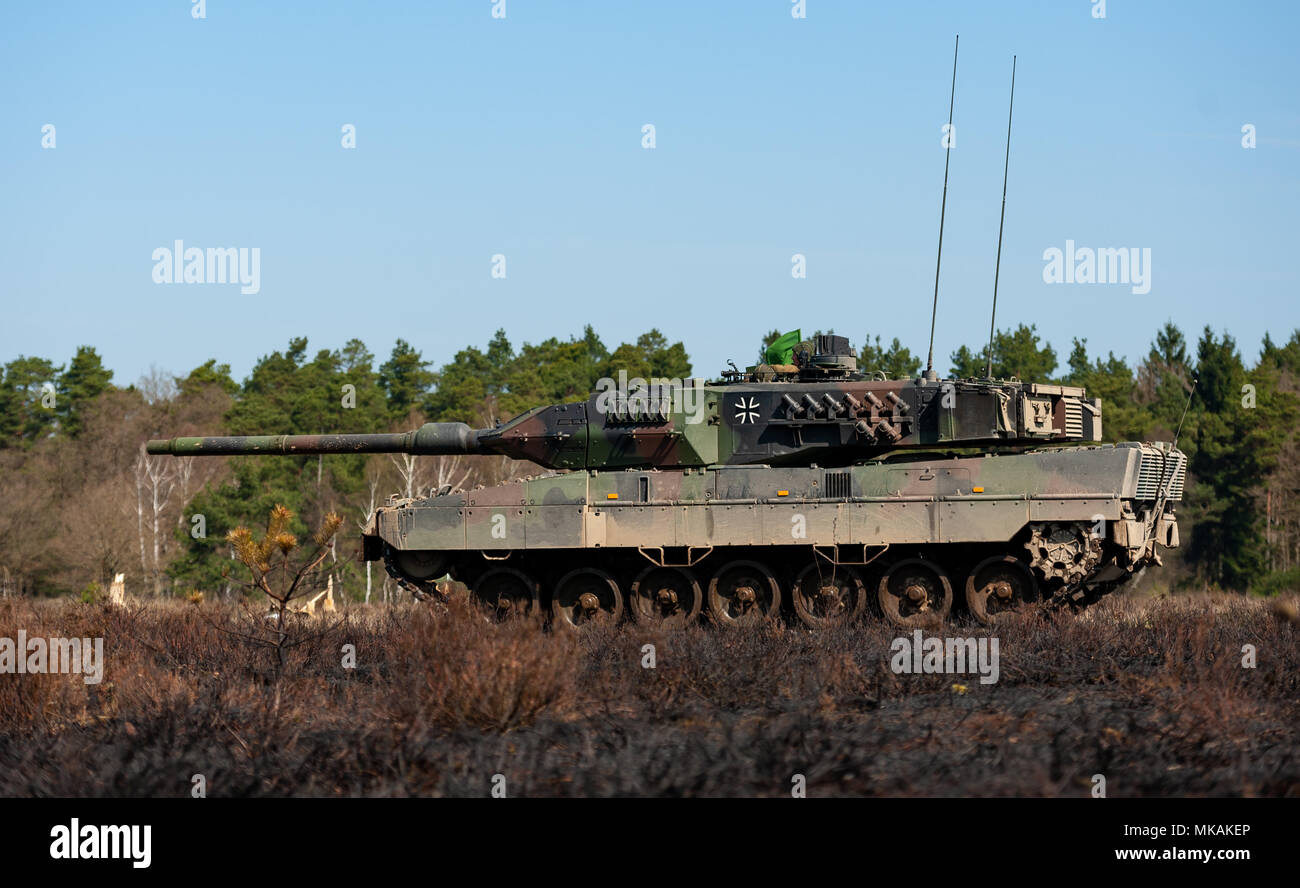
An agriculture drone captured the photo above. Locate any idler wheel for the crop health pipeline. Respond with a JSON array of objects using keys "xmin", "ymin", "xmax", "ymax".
[
  {"xmin": 551, "ymin": 567, "xmax": 623, "ymax": 630},
  {"xmin": 390, "ymin": 548, "xmax": 448, "ymax": 581},
  {"xmin": 791, "ymin": 562, "xmax": 867, "ymax": 629},
  {"xmin": 706, "ymin": 560, "xmax": 781, "ymax": 627},
  {"xmin": 877, "ymin": 558, "xmax": 953, "ymax": 629}
]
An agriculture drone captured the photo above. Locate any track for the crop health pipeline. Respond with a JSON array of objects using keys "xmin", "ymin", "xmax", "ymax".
[{"xmin": 383, "ymin": 520, "xmax": 1144, "ymax": 630}]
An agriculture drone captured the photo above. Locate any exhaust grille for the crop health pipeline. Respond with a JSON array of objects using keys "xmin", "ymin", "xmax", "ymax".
[
  {"xmin": 823, "ymin": 471, "xmax": 851, "ymax": 498},
  {"xmin": 1063, "ymin": 399, "xmax": 1083, "ymax": 437},
  {"xmin": 1136, "ymin": 448, "xmax": 1186, "ymax": 501}
]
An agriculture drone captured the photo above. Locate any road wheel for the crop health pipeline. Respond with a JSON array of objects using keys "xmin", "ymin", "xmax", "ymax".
[
  {"xmin": 629, "ymin": 566, "xmax": 702, "ymax": 627},
  {"xmin": 552, "ymin": 567, "xmax": 623, "ymax": 629},
  {"xmin": 965, "ymin": 555, "xmax": 1039, "ymax": 625},
  {"xmin": 471, "ymin": 568, "xmax": 540, "ymax": 623},
  {"xmin": 706, "ymin": 560, "xmax": 781, "ymax": 626},
  {"xmin": 791, "ymin": 562, "xmax": 866, "ymax": 628},
  {"xmin": 877, "ymin": 558, "xmax": 952, "ymax": 629}
]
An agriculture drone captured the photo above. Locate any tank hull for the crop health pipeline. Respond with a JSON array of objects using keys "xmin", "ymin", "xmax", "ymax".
[
  {"xmin": 372, "ymin": 443, "xmax": 1179, "ymax": 551},
  {"xmin": 370, "ymin": 442, "xmax": 1184, "ymax": 626}
]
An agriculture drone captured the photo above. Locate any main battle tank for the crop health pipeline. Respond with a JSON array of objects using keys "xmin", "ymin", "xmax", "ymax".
[{"xmin": 147, "ymin": 334, "xmax": 1184, "ymax": 629}]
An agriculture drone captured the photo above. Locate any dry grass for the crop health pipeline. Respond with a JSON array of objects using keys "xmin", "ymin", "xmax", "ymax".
[{"xmin": 0, "ymin": 593, "xmax": 1295, "ymax": 796}]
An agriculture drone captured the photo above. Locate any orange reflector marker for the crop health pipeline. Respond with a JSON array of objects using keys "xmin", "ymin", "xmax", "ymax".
[
  {"xmin": 777, "ymin": 490, "xmax": 789, "ymax": 497},
  {"xmin": 972, "ymin": 486, "xmax": 985, "ymax": 493},
  {"xmin": 607, "ymin": 493, "xmax": 618, "ymax": 499}
]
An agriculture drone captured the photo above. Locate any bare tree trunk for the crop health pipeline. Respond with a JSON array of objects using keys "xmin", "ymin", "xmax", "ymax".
[
  {"xmin": 390, "ymin": 452, "xmax": 418, "ymax": 499},
  {"xmin": 134, "ymin": 460, "xmax": 147, "ymax": 581},
  {"xmin": 151, "ymin": 479, "xmax": 163, "ymax": 595},
  {"xmin": 358, "ymin": 474, "xmax": 381, "ymax": 604},
  {"xmin": 135, "ymin": 448, "xmax": 177, "ymax": 597}
]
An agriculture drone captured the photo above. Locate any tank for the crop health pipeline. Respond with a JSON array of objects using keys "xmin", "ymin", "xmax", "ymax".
[{"xmin": 146, "ymin": 334, "xmax": 1185, "ymax": 629}]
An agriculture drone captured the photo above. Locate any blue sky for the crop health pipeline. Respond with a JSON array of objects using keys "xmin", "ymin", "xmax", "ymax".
[{"xmin": 2, "ymin": 0, "xmax": 1297, "ymax": 388}]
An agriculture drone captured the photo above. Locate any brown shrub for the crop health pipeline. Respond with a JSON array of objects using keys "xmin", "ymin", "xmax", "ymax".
[
  {"xmin": 389, "ymin": 600, "xmax": 581, "ymax": 732},
  {"xmin": 0, "ymin": 593, "xmax": 1295, "ymax": 796}
]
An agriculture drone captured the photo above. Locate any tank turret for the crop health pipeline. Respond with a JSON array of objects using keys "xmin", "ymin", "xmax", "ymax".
[{"xmin": 147, "ymin": 368, "xmax": 1102, "ymax": 471}]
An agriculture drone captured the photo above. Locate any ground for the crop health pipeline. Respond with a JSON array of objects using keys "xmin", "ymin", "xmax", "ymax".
[{"xmin": 0, "ymin": 593, "xmax": 1295, "ymax": 797}]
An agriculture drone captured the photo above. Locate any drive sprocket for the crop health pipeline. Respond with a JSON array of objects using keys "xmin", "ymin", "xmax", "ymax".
[{"xmin": 1023, "ymin": 522, "xmax": 1103, "ymax": 588}]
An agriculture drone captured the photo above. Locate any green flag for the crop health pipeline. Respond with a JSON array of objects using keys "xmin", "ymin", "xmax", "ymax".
[{"xmin": 764, "ymin": 329, "xmax": 801, "ymax": 366}]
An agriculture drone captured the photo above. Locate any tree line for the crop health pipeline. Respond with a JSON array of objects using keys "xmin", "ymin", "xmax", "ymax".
[
  {"xmin": 1, "ymin": 321, "xmax": 1296, "ymax": 600},
  {"xmin": 0, "ymin": 328, "xmax": 690, "ymax": 601}
]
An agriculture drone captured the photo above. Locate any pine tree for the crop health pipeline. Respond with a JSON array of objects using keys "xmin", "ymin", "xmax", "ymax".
[
  {"xmin": 0, "ymin": 356, "xmax": 61, "ymax": 445},
  {"xmin": 1184, "ymin": 327, "xmax": 1298, "ymax": 590},
  {"xmin": 379, "ymin": 339, "xmax": 435, "ymax": 421},
  {"xmin": 56, "ymin": 346, "xmax": 114, "ymax": 437},
  {"xmin": 949, "ymin": 324, "xmax": 1056, "ymax": 380},
  {"xmin": 178, "ymin": 359, "xmax": 239, "ymax": 397},
  {"xmin": 860, "ymin": 335, "xmax": 920, "ymax": 379}
]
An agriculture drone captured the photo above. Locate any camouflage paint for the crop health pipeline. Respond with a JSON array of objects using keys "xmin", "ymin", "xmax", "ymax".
[
  {"xmin": 371, "ymin": 441, "xmax": 1182, "ymax": 555},
  {"xmin": 147, "ymin": 377, "xmax": 1101, "ymax": 471}
]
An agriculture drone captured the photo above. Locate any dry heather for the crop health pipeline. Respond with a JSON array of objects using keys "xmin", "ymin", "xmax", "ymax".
[{"xmin": 0, "ymin": 593, "xmax": 1296, "ymax": 797}]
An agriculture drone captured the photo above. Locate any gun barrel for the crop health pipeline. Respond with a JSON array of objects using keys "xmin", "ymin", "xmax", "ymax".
[{"xmin": 145, "ymin": 423, "xmax": 489, "ymax": 457}]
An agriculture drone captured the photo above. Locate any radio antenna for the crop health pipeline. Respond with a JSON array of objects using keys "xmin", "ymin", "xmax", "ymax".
[
  {"xmin": 925, "ymin": 34, "xmax": 959, "ymax": 380},
  {"xmin": 985, "ymin": 55, "xmax": 1017, "ymax": 380}
]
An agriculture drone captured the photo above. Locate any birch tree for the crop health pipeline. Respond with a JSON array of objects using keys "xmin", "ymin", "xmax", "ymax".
[{"xmin": 134, "ymin": 445, "xmax": 177, "ymax": 595}]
